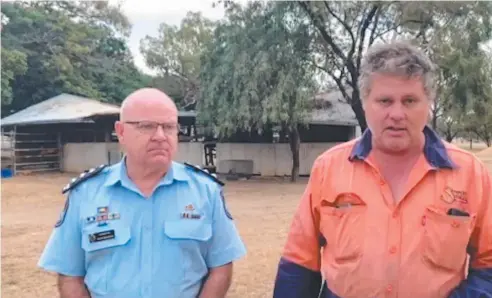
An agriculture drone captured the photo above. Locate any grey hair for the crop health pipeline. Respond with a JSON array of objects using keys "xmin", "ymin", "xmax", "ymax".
[{"xmin": 358, "ymin": 41, "xmax": 437, "ymax": 101}]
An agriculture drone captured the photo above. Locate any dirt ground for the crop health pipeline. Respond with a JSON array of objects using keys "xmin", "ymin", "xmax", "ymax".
[
  {"xmin": 1, "ymin": 173, "xmax": 307, "ymax": 298},
  {"xmin": 2, "ymin": 149, "xmax": 491, "ymax": 298}
]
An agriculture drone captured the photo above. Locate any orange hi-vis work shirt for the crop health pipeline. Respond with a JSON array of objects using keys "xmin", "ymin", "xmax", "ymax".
[{"xmin": 273, "ymin": 126, "xmax": 492, "ymax": 298}]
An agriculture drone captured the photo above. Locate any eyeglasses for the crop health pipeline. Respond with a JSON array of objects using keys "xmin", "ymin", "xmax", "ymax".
[{"xmin": 124, "ymin": 121, "xmax": 180, "ymax": 135}]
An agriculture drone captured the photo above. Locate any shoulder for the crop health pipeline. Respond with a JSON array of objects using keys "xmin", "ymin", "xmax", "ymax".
[
  {"xmin": 444, "ymin": 142, "xmax": 489, "ymax": 174},
  {"xmin": 61, "ymin": 164, "xmax": 111, "ymax": 194},
  {"xmin": 180, "ymin": 162, "xmax": 225, "ymax": 187},
  {"xmin": 313, "ymin": 139, "xmax": 357, "ymax": 168}
]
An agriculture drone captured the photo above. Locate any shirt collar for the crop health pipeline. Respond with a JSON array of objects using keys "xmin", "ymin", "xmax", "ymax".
[
  {"xmin": 104, "ymin": 157, "xmax": 189, "ymax": 188},
  {"xmin": 349, "ymin": 125, "xmax": 457, "ymax": 169}
]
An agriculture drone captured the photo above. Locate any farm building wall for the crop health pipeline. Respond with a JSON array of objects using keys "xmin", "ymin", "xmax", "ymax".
[
  {"xmin": 63, "ymin": 142, "xmax": 121, "ymax": 173},
  {"xmin": 216, "ymin": 142, "xmax": 340, "ymax": 176},
  {"xmin": 61, "ymin": 142, "xmax": 204, "ymax": 173}
]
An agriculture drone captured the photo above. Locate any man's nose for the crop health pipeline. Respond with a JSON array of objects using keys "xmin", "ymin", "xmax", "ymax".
[
  {"xmin": 152, "ymin": 125, "xmax": 167, "ymax": 140},
  {"xmin": 388, "ymin": 103, "xmax": 406, "ymax": 121}
]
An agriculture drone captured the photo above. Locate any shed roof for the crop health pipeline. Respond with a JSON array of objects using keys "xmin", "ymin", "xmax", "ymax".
[
  {"xmin": 310, "ymin": 90, "xmax": 359, "ymax": 126},
  {"xmin": 1, "ymin": 93, "xmax": 199, "ymax": 128},
  {"xmin": 1, "ymin": 93, "xmax": 121, "ymax": 127},
  {"xmin": 1, "ymin": 91, "xmax": 359, "ymax": 128}
]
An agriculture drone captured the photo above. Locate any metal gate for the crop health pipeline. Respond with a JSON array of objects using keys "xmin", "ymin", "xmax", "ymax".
[{"xmin": 1, "ymin": 127, "xmax": 61, "ymax": 174}]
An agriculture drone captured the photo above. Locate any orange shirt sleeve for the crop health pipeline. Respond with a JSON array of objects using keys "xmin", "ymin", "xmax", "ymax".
[
  {"xmin": 449, "ymin": 161, "xmax": 492, "ymax": 297},
  {"xmin": 282, "ymin": 156, "xmax": 324, "ymax": 271},
  {"xmin": 469, "ymin": 162, "xmax": 492, "ymax": 269}
]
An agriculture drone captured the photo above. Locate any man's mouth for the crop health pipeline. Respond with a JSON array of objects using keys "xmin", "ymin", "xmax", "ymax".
[
  {"xmin": 149, "ymin": 148, "xmax": 167, "ymax": 152},
  {"xmin": 386, "ymin": 127, "xmax": 406, "ymax": 131}
]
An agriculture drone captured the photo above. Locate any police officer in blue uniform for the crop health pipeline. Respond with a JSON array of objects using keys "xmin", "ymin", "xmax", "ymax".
[{"xmin": 38, "ymin": 88, "xmax": 247, "ymax": 298}]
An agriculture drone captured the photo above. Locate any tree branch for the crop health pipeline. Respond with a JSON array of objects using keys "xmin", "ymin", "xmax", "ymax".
[
  {"xmin": 355, "ymin": 4, "xmax": 379, "ymax": 76},
  {"xmin": 323, "ymin": 1, "xmax": 356, "ymax": 59},
  {"xmin": 369, "ymin": 9, "xmax": 381, "ymax": 46},
  {"xmin": 297, "ymin": 1, "xmax": 348, "ymax": 63},
  {"xmin": 326, "ymin": 68, "xmax": 351, "ymax": 104}
]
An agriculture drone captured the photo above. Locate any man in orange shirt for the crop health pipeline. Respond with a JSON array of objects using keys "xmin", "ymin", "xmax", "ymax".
[{"xmin": 273, "ymin": 41, "xmax": 492, "ymax": 298}]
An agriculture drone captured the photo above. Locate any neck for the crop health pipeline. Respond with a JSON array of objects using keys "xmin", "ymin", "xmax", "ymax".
[
  {"xmin": 125, "ymin": 158, "xmax": 169, "ymax": 187},
  {"xmin": 372, "ymin": 133, "xmax": 425, "ymax": 168}
]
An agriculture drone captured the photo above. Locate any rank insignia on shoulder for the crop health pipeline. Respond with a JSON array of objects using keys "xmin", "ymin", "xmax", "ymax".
[
  {"xmin": 184, "ymin": 163, "xmax": 225, "ymax": 186},
  {"xmin": 54, "ymin": 197, "xmax": 70, "ymax": 228},
  {"xmin": 220, "ymin": 189, "xmax": 233, "ymax": 220},
  {"xmin": 62, "ymin": 164, "xmax": 107, "ymax": 194}
]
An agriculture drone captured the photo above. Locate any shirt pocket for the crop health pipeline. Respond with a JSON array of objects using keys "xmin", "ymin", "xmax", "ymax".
[
  {"xmin": 420, "ymin": 205, "xmax": 476, "ymax": 272},
  {"xmin": 162, "ymin": 220, "xmax": 213, "ymax": 283},
  {"xmin": 319, "ymin": 204, "xmax": 367, "ymax": 263},
  {"xmin": 81, "ymin": 222, "xmax": 131, "ymax": 295},
  {"xmin": 164, "ymin": 220, "xmax": 213, "ymax": 242}
]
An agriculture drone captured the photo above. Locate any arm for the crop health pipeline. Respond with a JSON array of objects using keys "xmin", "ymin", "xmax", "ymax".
[
  {"xmin": 273, "ymin": 158, "xmax": 324, "ymax": 298},
  {"xmin": 201, "ymin": 187, "xmax": 246, "ymax": 298},
  {"xmin": 58, "ymin": 275, "xmax": 91, "ymax": 298},
  {"xmin": 449, "ymin": 163, "xmax": 492, "ymax": 297},
  {"xmin": 198, "ymin": 263, "xmax": 233, "ymax": 298},
  {"xmin": 38, "ymin": 189, "xmax": 87, "ymax": 296}
]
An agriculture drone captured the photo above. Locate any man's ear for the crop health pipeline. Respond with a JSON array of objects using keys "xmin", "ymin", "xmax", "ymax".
[{"xmin": 114, "ymin": 121, "xmax": 124, "ymax": 141}]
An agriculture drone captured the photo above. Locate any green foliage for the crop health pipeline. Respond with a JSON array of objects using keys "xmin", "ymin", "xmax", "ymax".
[
  {"xmin": 463, "ymin": 101, "xmax": 492, "ymax": 147},
  {"xmin": 459, "ymin": 56, "xmax": 492, "ymax": 147},
  {"xmin": 1, "ymin": 48, "xmax": 27, "ymax": 105},
  {"xmin": 1, "ymin": 1, "xmax": 149, "ymax": 116},
  {"xmin": 199, "ymin": 1, "xmax": 317, "ymax": 137},
  {"xmin": 146, "ymin": 75, "xmax": 187, "ymax": 107},
  {"xmin": 199, "ymin": 1, "xmax": 318, "ymax": 181},
  {"xmin": 140, "ymin": 11, "xmax": 216, "ymax": 105}
]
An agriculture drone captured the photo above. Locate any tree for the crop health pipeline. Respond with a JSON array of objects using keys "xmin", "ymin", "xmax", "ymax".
[
  {"xmin": 434, "ymin": 48, "xmax": 492, "ymax": 142},
  {"xmin": 464, "ymin": 103, "xmax": 492, "ymax": 147},
  {"xmin": 436, "ymin": 106, "xmax": 465, "ymax": 143},
  {"xmin": 1, "ymin": 48, "xmax": 27, "ymax": 106},
  {"xmin": 295, "ymin": 1, "xmax": 492, "ymax": 132},
  {"xmin": 423, "ymin": 2, "xmax": 492, "ymax": 130},
  {"xmin": 1, "ymin": 1, "xmax": 149, "ymax": 116},
  {"xmin": 146, "ymin": 75, "xmax": 187, "ymax": 106},
  {"xmin": 140, "ymin": 11, "xmax": 216, "ymax": 106},
  {"xmin": 199, "ymin": 1, "xmax": 318, "ymax": 181}
]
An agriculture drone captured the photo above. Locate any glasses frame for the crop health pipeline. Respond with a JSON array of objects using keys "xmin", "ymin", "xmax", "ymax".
[{"xmin": 123, "ymin": 121, "xmax": 181, "ymax": 135}]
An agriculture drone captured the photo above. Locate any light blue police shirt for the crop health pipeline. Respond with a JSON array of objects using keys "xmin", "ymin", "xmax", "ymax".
[{"xmin": 38, "ymin": 160, "xmax": 247, "ymax": 298}]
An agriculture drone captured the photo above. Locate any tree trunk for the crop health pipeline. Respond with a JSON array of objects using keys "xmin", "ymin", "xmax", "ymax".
[
  {"xmin": 431, "ymin": 110, "xmax": 438, "ymax": 130},
  {"xmin": 445, "ymin": 126, "xmax": 453, "ymax": 142},
  {"xmin": 350, "ymin": 89, "xmax": 368, "ymax": 133},
  {"xmin": 289, "ymin": 126, "xmax": 300, "ymax": 182}
]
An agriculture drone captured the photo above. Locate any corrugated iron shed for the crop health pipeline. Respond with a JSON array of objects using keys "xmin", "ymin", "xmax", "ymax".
[
  {"xmin": 0, "ymin": 93, "xmax": 121, "ymax": 127},
  {"xmin": 310, "ymin": 90, "xmax": 359, "ymax": 126},
  {"xmin": 0, "ymin": 91, "xmax": 358, "ymax": 128}
]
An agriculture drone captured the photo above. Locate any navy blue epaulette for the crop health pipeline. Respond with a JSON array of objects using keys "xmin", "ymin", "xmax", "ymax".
[
  {"xmin": 62, "ymin": 164, "xmax": 107, "ymax": 194},
  {"xmin": 184, "ymin": 163, "xmax": 225, "ymax": 186}
]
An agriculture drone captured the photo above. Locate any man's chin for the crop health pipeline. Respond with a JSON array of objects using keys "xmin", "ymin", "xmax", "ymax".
[
  {"xmin": 147, "ymin": 155, "xmax": 171, "ymax": 165},
  {"xmin": 381, "ymin": 140, "xmax": 411, "ymax": 154}
]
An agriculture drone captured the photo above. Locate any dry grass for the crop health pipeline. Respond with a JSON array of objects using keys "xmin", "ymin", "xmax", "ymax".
[
  {"xmin": 1, "ymin": 173, "xmax": 307, "ymax": 298},
  {"xmin": 2, "ymin": 150, "xmax": 491, "ymax": 298}
]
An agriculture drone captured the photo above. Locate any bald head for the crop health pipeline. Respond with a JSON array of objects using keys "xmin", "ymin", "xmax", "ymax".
[{"xmin": 120, "ymin": 88, "xmax": 177, "ymax": 121}]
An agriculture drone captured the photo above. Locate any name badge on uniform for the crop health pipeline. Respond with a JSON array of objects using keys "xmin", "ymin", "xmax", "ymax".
[
  {"xmin": 181, "ymin": 204, "xmax": 201, "ymax": 219},
  {"xmin": 89, "ymin": 230, "xmax": 115, "ymax": 243}
]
